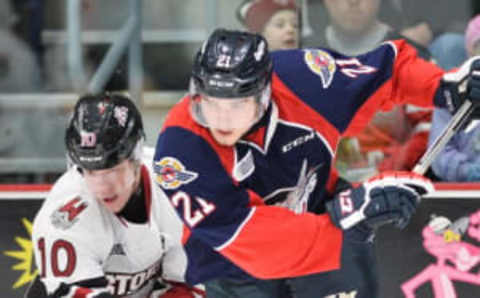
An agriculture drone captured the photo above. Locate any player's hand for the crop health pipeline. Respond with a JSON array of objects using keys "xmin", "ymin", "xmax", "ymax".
[
  {"xmin": 326, "ymin": 171, "xmax": 434, "ymax": 231},
  {"xmin": 442, "ymin": 56, "xmax": 480, "ymax": 115}
]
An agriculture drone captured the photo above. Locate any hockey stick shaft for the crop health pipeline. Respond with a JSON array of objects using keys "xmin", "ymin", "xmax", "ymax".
[{"xmin": 412, "ymin": 100, "xmax": 474, "ymax": 175}]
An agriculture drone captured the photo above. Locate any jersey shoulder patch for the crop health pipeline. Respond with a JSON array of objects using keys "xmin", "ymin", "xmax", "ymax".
[
  {"xmin": 154, "ymin": 156, "xmax": 199, "ymax": 190},
  {"xmin": 303, "ymin": 49, "xmax": 337, "ymax": 88},
  {"xmin": 33, "ymin": 169, "xmax": 105, "ymax": 237}
]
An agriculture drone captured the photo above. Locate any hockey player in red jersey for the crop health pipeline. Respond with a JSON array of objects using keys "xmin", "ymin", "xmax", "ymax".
[
  {"xmin": 153, "ymin": 29, "xmax": 480, "ymax": 297},
  {"xmin": 27, "ymin": 93, "xmax": 204, "ymax": 298}
]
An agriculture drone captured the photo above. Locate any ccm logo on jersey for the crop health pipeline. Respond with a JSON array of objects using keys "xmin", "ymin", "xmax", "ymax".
[
  {"xmin": 282, "ymin": 132, "xmax": 315, "ymax": 153},
  {"xmin": 105, "ymin": 261, "xmax": 161, "ymax": 295},
  {"xmin": 154, "ymin": 157, "xmax": 198, "ymax": 190}
]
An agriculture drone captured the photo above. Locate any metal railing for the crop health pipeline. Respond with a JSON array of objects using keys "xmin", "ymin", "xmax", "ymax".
[
  {"xmin": 67, "ymin": 0, "xmax": 143, "ymax": 100},
  {"xmin": 0, "ymin": 1, "xmax": 219, "ymax": 178},
  {"xmin": 65, "ymin": 0, "xmax": 218, "ymax": 102}
]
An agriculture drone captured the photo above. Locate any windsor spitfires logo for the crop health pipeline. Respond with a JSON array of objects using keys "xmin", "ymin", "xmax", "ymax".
[
  {"xmin": 154, "ymin": 157, "xmax": 198, "ymax": 190},
  {"xmin": 304, "ymin": 49, "xmax": 336, "ymax": 88}
]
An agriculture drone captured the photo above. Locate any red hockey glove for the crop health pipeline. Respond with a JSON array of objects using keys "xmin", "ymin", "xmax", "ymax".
[{"xmin": 326, "ymin": 171, "xmax": 434, "ymax": 230}]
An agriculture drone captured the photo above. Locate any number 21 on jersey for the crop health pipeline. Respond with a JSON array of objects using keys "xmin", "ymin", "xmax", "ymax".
[{"xmin": 171, "ymin": 191, "xmax": 216, "ymax": 227}]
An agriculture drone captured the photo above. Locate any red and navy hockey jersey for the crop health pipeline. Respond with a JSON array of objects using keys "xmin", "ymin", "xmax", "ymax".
[{"xmin": 153, "ymin": 40, "xmax": 445, "ymax": 284}]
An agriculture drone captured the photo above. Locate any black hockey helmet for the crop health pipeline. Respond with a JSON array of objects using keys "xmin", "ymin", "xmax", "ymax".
[
  {"xmin": 190, "ymin": 28, "xmax": 272, "ymax": 98},
  {"xmin": 65, "ymin": 92, "xmax": 145, "ymax": 171},
  {"xmin": 190, "ymin": 29, "xmax": 273, "ymax": 127}
]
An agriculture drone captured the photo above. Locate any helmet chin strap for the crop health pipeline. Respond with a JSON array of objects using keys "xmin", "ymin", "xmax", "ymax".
[
  {"xmin": 116, "ymin": 159, "xmax": 147, "ymax": 222},
  {"xmin": 258, "ymin": 83, "xmax": 271, "ymax": 110},
  {"xmin": 242, "ymin": 97, "xmax": 273, "ymax": 138},
  {"xmin": 124, "ymin": 159, "xmax": 142, "ymax": 203},
  {"xmin": 125, "ymin": 139, "xmax": 144, "ymax": 199}
]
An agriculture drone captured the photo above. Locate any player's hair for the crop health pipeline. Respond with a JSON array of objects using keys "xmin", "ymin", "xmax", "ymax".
[{"xmin": 65, "ymin": 92, "xmax": 145, "ymax": 171}]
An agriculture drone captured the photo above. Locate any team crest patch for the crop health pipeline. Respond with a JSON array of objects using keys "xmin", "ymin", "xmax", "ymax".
[
  {"xmin": 50, "ymin": 197, "xmax": 88, "ymax": 230},
  {"xmin": 304, "ymin": 49, "xmax": 336, "ymax": 88},
  {"xmin": 154, "ymin": 157, "xmax": 198, "ymax": 189}
]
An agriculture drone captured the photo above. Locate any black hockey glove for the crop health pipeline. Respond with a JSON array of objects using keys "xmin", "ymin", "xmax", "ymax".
[
  {"xmin": 326, "ymin": 171, "xmax": 434, "ymax": 231},
  {"xmin": 441, "ymin": 57, "xmax": 480, "ymax": 117}
]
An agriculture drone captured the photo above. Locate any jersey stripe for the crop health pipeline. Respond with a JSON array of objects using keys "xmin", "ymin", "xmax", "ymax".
[
  {"xmin": 214, "ymin": 207, "xmax": 256, "ymax": 251},
  {"xmin": 272, "ymin": 73, "xmax": 340, "ymax": 150}
]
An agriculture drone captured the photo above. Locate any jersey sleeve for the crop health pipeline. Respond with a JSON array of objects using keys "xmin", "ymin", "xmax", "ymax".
[
  {"xmin": 271, "ymin": 40, "xmax": 444, "ymax": 136},
  {"xmin": 32, "ymin": 190, "xmax": 112, "ymax": 296},
  {"xmin": 151, "ymin": 187, "xmax": 190, "ymax": 283},
  {"xmin": 154, "ymin": 121, "xmax": 343, "ymax": 280}
]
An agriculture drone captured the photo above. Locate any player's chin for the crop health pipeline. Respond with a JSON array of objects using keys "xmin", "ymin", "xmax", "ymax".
[
  {"xmin": 282, "ymin": 40, "xmax": 297, "ymax": 49},
  {"xmin": 101, "ymin": 196, "xmax": 124, "ymax": 212},
  {"xmin": 211, "ymin": 131, "xmax": 241, "ymax": 146}
]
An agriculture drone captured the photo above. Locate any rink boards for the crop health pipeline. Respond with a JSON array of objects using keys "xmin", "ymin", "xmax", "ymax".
[{"xmin": 0, "ymin": 184, "xmax": 479, "ymax": 298}]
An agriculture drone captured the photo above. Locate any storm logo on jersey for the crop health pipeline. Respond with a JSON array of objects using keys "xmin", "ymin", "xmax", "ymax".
[
  {"xmin": 154, "ymin": 157, "xmax": 198, "ymax": 190},
  {"xmin": 105, "ymin": 261, "xmax": 162, "ymax": 296}
]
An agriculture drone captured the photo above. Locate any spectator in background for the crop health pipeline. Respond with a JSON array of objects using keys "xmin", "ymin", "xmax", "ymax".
[
  {"xmin": 236, "ymin": 0, "xmax": 300, "ymax": 50},
  {"xmin": 303, "ymin": 0, "xmax": 431, "ymax": 57},
  {"xmin": 465, "ymin": 15, "xmax": 480, "ymax": 57},
  {"xmin": 303, "ymin": 0, "xmax": 434, "ymax": 181},
  {"xmin": 378, "ymin": 0, "xmax": 470, "ymax": 70},
  {"xmin": 428, "ymin": 32, "xmax": 468, "ymax": 70},
  {"xmin": 429, "ymin": 15, "xmax": 480, "ymax": 182},
  {"xmin": 0, "ymin": 0, "xmax": 46, "ymax": 183},
  {"xmin": 0, "ymin": 0, "xmax": 41, "ymax": 92}
]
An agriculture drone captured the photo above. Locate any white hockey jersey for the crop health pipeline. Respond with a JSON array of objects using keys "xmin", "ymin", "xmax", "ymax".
[{"xmin": 32, "ymin": 149, "xmax": 189, "ymax": 297}]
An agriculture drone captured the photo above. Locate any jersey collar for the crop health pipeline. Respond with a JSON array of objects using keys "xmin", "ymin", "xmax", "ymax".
[{"xmin": 239, "ymin": 100, "xmax": 279, "ymax": 154}]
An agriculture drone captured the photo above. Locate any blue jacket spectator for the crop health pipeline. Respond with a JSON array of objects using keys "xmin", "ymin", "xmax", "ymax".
[
  {"xmin": 429, "ymin": 108, "xmax": 480, "ymax": 181},
  {"xmin": 429, "ymin": 15, "xmax": 480, "ymax": 182}
]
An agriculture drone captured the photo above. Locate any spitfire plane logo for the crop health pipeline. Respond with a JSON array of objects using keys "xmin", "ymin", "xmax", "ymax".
[
  {"xmin": 154, "ymin": 157, "xmax": 198, "ymax": 190},
  {"xmin": 304, "ymin": 49, "xmax": 336, "ymax": 88}
]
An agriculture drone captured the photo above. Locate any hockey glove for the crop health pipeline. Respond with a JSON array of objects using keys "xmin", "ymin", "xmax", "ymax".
[
  {"xmin": 441, "ymin": 56, "xmax": 480, "ymax": 116},
  {"xmin": 326, "ymin": 171, "xmax": 434, "ymax": 230}
]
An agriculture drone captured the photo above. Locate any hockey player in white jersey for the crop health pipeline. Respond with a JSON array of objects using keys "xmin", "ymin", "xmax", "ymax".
[{"xmin": 27, "ymin": 93, "xmax": 204, "ymax": 298}]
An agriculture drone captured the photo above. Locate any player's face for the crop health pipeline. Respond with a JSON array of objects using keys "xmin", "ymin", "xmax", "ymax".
[
  {"xmin": 83, "ymin": 159, "xmax": 139, "ymax": 213},
  {"xmin": 200, "ymin": 96, "xmax": 258, "ymax": 146},
  {"xmin": 262, "ymin": 10, "xmax": 299, "ymax": 50},
  {"xmin": 324, "ymin": 0, "xmax": 380, "ymax": 35}
]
